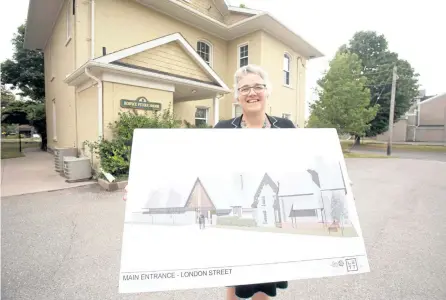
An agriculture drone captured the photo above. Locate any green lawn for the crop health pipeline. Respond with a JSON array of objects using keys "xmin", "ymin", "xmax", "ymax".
[
  {"xmin": 341, "ymin": 140, "xmax": 446, "ymax": 153},
  {"xmin": 1, "ymin": 138, "xmax": 41, "ymax": 159},
  {"xmin": 343, "ymin": 152, "xmax": 393, "ymax": 159}
]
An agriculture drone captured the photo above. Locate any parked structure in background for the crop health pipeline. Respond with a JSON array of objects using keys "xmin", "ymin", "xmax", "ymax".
[
  {"xmin": 23, "ymin": 0, "xmax": 323, "ymax": 155},
  {"xmin": 373, "ymin": 90, "xmax": 446, "ymax": 143}
]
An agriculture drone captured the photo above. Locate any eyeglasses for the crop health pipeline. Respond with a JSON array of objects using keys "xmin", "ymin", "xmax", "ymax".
[{"xmin": 238, "ymin": 84, "xmax": 266, "ymax": 96}]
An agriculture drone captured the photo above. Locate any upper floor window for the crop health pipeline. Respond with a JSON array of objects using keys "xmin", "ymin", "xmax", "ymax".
[
  {"xmin": 283, "ymin": 53, "xmax": 291, "ymax": 85},
  {"xmin": 197, "ymin": 41, "xmax": 212, "ymax": 66},
  {"xmin": 239, "ymin": 44, "xmax": 249, "ymax": 67},
  {"xmin": 66, "ymin": 0, "xmax": 75, "ymax": 45}
]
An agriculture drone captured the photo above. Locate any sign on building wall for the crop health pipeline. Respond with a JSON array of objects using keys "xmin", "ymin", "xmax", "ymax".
[{"xmin": 120, "ymin": 97, "xmax": 162, "ymax": 111}]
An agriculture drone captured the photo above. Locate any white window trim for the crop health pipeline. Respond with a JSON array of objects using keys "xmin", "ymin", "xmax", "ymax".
[
  {"xmin": 232, "ymin": 103, "xmax": 242, "ymax": 118},
  {"xmin": 65, "ymin": 0, "xmax": 72, "ymax": 46},
  {"xmin": 196, "ymin": 39, "xmax": 213, "ymax": 68},
  {"xmin": 52, "ymin": 99, "xmax": 57, "ymax": 141},
  {"xmin": 283, "ymin": 52, "xmax": 292, "ymax": 87},
  {"xmin": 195, "ymin": 106, "xmax": 209, "ymax": 126},
  {"xmin": 237, "ymin": 42, "xmax": 249, "ymax": 68}
]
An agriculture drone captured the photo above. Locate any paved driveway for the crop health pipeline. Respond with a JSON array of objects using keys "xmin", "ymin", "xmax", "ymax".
[
  {"xmin": 2, "ymin": 159, "xmax": 446, "ymax": 300},
  {"xmin": 1, "ymin": 149, "xmax": 95, "ymax": 197}
]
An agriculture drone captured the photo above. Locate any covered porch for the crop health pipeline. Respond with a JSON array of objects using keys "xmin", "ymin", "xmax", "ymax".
[{"xmin": 64, "ymin": 33, "xmax": 231, "ymax": 148}]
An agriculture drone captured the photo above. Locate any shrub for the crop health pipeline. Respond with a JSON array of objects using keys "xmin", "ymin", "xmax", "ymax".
[{"xmin": 84, "ymin": 106, "xmax": 184, "ymax": 177}]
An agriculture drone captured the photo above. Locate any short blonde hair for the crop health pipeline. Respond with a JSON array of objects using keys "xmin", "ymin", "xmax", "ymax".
[{"xmin": 233, "ymin": 64, "xmax": 272, "ymax": 99}]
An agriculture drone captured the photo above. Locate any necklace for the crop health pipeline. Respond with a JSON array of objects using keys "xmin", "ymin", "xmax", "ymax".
[{"xmin": 240, "ymin": 117, "xmax": 271, "ymax": 128}]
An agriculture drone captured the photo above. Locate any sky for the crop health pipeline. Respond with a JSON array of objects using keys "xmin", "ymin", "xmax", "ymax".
[{"xmin": 1, "ymin": 0, "xmax": 444, "ymax": 118}]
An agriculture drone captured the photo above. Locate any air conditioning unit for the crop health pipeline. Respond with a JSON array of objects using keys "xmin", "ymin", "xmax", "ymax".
[
  {"xmin": 54, "ymin": 147, "xmax": 77, "ymax": 172},
  {"xmin": 63, "ymin": 156, "xmax": 92, "ymax": 182}
]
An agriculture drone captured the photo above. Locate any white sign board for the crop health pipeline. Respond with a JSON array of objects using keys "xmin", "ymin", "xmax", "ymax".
[{"xmin": 119, "ymin": 128, "xmax": 370, "ymax": 294}]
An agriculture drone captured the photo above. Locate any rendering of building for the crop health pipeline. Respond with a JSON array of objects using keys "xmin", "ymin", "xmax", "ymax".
[
  {"xmin": 129, "ymin": 157, "xmax": 354, "ymax": 235},
  {"xmin": 24, "ymin": 0, "xmax": 323, "ymax": 155}
]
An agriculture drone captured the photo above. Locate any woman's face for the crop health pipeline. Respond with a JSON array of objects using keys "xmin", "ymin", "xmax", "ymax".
[{"xmin": 236, "ymin": 73, "xmax": 267, "ymax": 115}]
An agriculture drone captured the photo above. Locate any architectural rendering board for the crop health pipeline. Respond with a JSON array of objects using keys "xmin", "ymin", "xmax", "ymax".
[{"xmin": 119, "ymin": 128, "xmax": 370, "ymax": 293}]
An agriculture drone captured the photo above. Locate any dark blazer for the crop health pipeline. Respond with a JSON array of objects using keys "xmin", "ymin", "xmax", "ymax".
[
  {"xmin": 214, "ymin": 114, "xmax": 297, "ymax": 128},
  {"xmin": 213, "ymin": 113, "xmax": 293, "ymax": 298}
]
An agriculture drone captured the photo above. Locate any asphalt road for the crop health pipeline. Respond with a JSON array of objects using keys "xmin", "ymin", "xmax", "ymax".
[{"xmin": 2, "ymin": 158, "xmax": 446, "ymax": 300}]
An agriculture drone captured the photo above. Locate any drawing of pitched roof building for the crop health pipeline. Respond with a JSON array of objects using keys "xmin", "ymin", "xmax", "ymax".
[
  {"xmin": 129, "ymin": 161, "xmax": 352, "ymax": 229},
  {"xmin": 249, "ymin": 159, "xmax": 351, "ymax": 229}
]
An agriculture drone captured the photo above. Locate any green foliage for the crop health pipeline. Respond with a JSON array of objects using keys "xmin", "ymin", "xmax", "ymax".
[
  {"xmin": 1, "ymin": 85, "xmax": 16, "ymax": 107},
  {"xmin": 1, "ymin": 100, "xmax": 47, "ymax": 150},
  {"xmin": 344, "ymin": 31, "xmax": 420, "ymax": 136},
  {"xmin": 84, "ymin": 106, "xmax": 186, "ymax": 177},
  {"xmin": 1, "ymin": 22, "xmax": 45, "ymax": 102},
  {"xmin": 183, "ymin": 120, "xmax": 213, "ymax": 128},
  {"xmin": 239, "ymin": 4, "xmax": 247, "ymax": 8},
  {"xmin": 308, "ymin": 51, "xmax": 379, "ymax": 137}
]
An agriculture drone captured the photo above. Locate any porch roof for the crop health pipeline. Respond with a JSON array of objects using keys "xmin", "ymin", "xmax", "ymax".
[{"xmin": 64, "ymin": 33, "xmax": 231, "ymax": 101}]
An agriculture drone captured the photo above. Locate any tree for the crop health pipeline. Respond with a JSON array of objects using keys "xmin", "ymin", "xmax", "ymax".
[
  {"xmin": 344, "ymin": 31, "xmax": 419, "ymax": 140},
  {"xmin": 1, "ymin": 100, "xmax": 47, "ymax": 150},
  {"xmin": 1, "ymin": 85, "xmax": 16, "ymax": 108},
  {"xmin": 330, "ymin": 191, "xmax": 344, "ymax": 223},
  {"xmin": 307, "ymin": 51, "xmax": 379, "ymax": 137},
  {"xmin": 1, "ymin": 22, "xmax": 45, "ymax": 102},
  {"xmin": 1, "ymin": 21, "xmax": 47, "ymax": 150}
]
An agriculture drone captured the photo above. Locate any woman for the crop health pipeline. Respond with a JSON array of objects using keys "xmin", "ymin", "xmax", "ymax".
[
  {"xmin": 215, "ymin": 64, "xmax": 294, "ymax": 300},
  {"xmin": 215, "ymin": 64, "xmax": 295, "ymax": 129},
  {"xmin": 123, "ymin": 64, "xmax": 294, "ymax": 299}
]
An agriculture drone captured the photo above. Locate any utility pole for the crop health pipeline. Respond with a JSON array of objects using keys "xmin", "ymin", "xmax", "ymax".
[{"xmin": 387, "ymin": 65, "xmax": 398, "ymax": 156}]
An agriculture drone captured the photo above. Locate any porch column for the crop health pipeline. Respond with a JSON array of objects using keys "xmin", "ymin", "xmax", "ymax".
[{"xmin": 213, "ymin": 95, "xmax": 219, "ymax": 126}]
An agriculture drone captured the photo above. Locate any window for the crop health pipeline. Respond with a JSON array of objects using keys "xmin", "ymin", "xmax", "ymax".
[
  {"xmin": 239, "ymin": 44, "xmax": 248, "ymax": 67},
  {"xmin": 282, "ymin": 113, "xmax": 291, "ymax": 120},
  {"xmin": 52, "ymin": 99, "xmax": 57, "ymax": 141},
  {"xmin": 195, "ymin": 107, "xmax": 208, "ymax": 127},
  {"xmin": 283, "ymin": 53, "xmax": 291, "ymax": 85},
  {"xmin": 261, "ymin": 196, "xmax": 266, "ymax": 205},
  {"xmin": 197, "ymin": 41, "xmax": 212, "ymax": 66},
  {"xmin": 263, "ymin": 211, "xmax": 268, "ymax": 224},
  {"xmin": 233, "ymin": 104, "xmax": 242, "ymax": 118},
  {"xmin": 66, "ymin": 0, "xmax": 73, "ymax": 44}
]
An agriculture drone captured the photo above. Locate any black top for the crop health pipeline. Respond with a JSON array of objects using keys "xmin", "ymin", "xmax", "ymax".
[
  {"xmin": 214, "ymin": 114, "xmax": 296, "ymax": 129},
  {"xmin": 213, "ymin": 113, "xmax": 293, "ymax": 298}
]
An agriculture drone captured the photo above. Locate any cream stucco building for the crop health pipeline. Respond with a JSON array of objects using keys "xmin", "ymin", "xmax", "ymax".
[{"xmin": 24, "ymin": 0, "xmax": 323, "ymax": 153}]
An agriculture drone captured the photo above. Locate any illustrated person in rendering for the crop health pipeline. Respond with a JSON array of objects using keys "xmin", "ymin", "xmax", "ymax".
[{"xmin": 215, "ymin": 64, "xmax": 295, "ymax": 300}]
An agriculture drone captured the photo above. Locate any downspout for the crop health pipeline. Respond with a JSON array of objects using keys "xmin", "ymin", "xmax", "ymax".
[
  {"xmin": 85, "ymin": 67, "xmax": 103, "ymax": 140},
  {"xmin": 296, "ymin": 57, "xmax": 301, "ymax": 127},
  {"xmin": 90, "ymin": 0, "xmax": 95, "ymax": 59}
]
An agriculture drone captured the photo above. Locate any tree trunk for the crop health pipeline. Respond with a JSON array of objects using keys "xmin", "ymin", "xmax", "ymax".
[
  {"xmin": 354, "ymin": 135, "xmax": 361, "ymax": 146},
  {"xmin": 40, "ymin": 132, "xmax": 47, "ymax": 151}
]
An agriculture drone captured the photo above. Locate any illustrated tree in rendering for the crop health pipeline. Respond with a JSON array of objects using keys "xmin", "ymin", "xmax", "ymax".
[{"xmin": 330, "ymin": 191, "xmax": 345, "ymax": 235}]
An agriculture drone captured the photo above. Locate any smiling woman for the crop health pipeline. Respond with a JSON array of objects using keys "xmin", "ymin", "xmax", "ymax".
[
  {"xmin": 214, "ymin": 64, "xmax": 295, "ymax": 300},
  {"xmin": 214, "ymin": 64, "xmax": 296, "ymax": 129}
]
